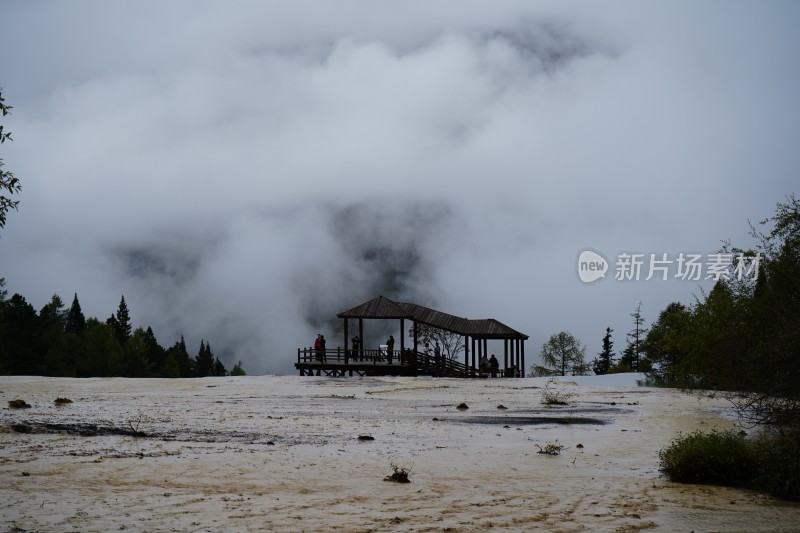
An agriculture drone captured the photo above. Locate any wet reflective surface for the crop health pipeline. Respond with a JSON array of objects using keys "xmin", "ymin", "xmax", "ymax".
[{"xmin": 1, "ymin": 375, "xmax": 798, "ymax": 531}]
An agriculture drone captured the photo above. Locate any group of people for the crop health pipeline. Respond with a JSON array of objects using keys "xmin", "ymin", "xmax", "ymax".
[
  {"xmin": 422, "ymin": 341, "xmax": 442, "ymax": 362},
  {"xmin": 315, "ymin": 333, "xmax": 397, "ymax": 362},
  {"xmin": 313, "ymin": 333, "xmax": 327, "ymax": 361},
  {"xmin": 479, "ymin": 353, "xmax": 501, "ymax": 377},
  {"xmin": 314, "ymin": 334, "xmax": 506, "ymax": 376},
  {"xmin": 316, "ymin": 333, "xmax": 445, "ymax": 365}
]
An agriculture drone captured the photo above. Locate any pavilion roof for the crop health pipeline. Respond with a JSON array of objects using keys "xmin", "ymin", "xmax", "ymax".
[{"xmin": 337, "ymin": 296, "xmax": 528, "ymax": 340}]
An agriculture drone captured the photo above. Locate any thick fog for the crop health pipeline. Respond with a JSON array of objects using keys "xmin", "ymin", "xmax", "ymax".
[{"xmin": 1, "ymin": 1, "xmax": 798, "ymax": 373}]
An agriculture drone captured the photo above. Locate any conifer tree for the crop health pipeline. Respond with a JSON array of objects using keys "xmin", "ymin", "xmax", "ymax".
[
  {"xmin": 124, "ymin": 327, "xmax": 152, "ymax": 377},
  {"xmin": 536, "ymin": 331, "xmax": 587, "ymax": 376},
  {"xmin": 40, "ymin": 294, "xmax": 72, "ymax": 376},
  {"xmin": 592, "ymin": 327, "xmax": 614, "ymax": 375},
  {"xmin": 230, "ymin": 361, "xmax": 247, "ymax": 376},
  {"xmin": 79, "ymin": 320, "xmax": 123, "ymax": 377},
  {"xmin": 213, "ymin": 356, "xmax": 227, "ymax": 376},
  {"xmin": 640, "ymin": 302, "xmax": 691, "ymax": 385},
  {"xmin": 113, "ymin": 295, "xmax": 132, "ymax": 345},
  {"xmin": 167, "ymin": 335, "xmax": 192, "ymax": 377},
  {"xmin": 64, "ymin": 293, "xmax": 86, "ymax": 335},
  {"xmin": 0, "ymin": 294, "xmax": 44, "ymax": 374},
  {"xmin": 143, "ymin": 326, "xmax": 166, "ymax": 375},
  {"xmin": 160, "ymin": 352, "xmax": 180, "ymax": 378},
  {"xmin": 620, "ymin": 303, "xmax": 647, "ymax": 372},
  {"xmin": 194, "ymin": 339, "xmax": 214, "ymax": 377},
  {"xmin": 40, "ymin": 294, "xmax": 67, "ymax": 328},
  {"xmin": 617, "ymin": 343, "xmax": 636, "ymax": 372},
  {"xmin": 106, "ymin": 313, "xmax": 120, "ymax": 337}
]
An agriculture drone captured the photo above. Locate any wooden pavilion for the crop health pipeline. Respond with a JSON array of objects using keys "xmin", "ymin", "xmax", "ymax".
[{"xmin": 295, "ymin": 296, "xmax": 528, "ymax": 378}]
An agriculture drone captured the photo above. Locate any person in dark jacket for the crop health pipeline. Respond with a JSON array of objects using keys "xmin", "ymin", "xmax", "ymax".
[
  {"xmin": 314, "ymin": 334, "xmax": 322, "ymax": 361},
  {"xmin": 386, "ymin": 335, "xmax": 395, "ymax": 364},
  {"xmin": 489, "ymin": 354, "xmax": 499, "ymax": 378},
  {"xmin": 315, "ymin": 334, "xmax": 327, "ymax": 362}
]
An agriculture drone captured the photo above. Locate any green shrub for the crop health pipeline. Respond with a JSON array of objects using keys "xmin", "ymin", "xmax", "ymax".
[
  {"xmin": 751, "ymin": 430, "xmax": 800, "ymax": 501},
  {"xmin": 536, "ymin": 441, "xmax": 566, "ymax": 456},
  {"xmin": 8, "ymin": 399, "xmax": 31, "ymax": 409},
  {"xmin": 659, "ymin": 429, "xmax": 758, "ymax": 486},
  {"xmin": 660, "ymin": 428, "xmax": 800, "ymax": 501}
]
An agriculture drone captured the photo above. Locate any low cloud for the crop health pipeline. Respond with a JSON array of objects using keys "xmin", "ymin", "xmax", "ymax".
[{"xmin": 1, "ymin": 2, "xmax": 797, "ymax": 373}]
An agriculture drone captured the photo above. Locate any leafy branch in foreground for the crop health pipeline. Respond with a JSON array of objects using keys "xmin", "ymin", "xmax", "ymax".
[{"xmin": 0, "ymin": 87, "xmax": 21, "ymax": 230}]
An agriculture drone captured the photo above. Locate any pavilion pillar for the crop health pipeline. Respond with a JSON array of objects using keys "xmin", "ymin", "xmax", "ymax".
[
  {"xmin": 509, "ymin": 340, "xmax": 519, "ymax": 377},
  {"xmin": 400, "ymin": 318, "xmax": 405, "ymax": 362},
  {"xmin": 483, "ymin": 339, "xmax": 488, "ymax": 366},
  {"xmin": 521, "ymin": 340, "xmax": 525, "ymax": 378},
  {"xmin": 471, "ymin": 338, "xmax": 476, "ymax": 369},
  {"xmin": 464, "ymin": 335, "xmax": 469, "ymax": 369},
  {"xmin": 504, "ymin": 339, "xmax": 509, "ymax": 374},
  {"xmin": 344, "ymin": 319, "xmax": 349, "ymax": 364},
  {"xmin": 359, "ymin": 319, "xmax": 364, "ymax": 360}
]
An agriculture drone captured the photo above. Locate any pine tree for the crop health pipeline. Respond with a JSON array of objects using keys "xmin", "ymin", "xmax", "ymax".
[
  {"xmin": 0, "ymin": 294, "xmax": 44, "ymax": 374},
  {"xmin": 617, "ymin": 343, "xmax": 636, "ymax": 372},
  {"xmin": 40, "ymin": 294, "xmax": 72, "ymax": 376},
  {"xmin": 79, "ymin": 320, "xmax": 123, "ymax": 377},
  {"xmin": 592, "ymin": 327, "xmax": 614, "ymax": 375},
  {"xmin": 213, "ymin": 356, "xmax": 227, "ymax": 376},
  {"xmin": 230, "ymin": 361, "xmax": 247, "ymax": 376},
  {"xmin": 40, "ymin": 294, "xmax": 67, "ymax": 328},
  {"xmin": 114, "ymin": 295, "xmax": 132, "ymax": 345},
  {"xmin": 194, "ymin": 339, "xmax": 214, "ymax": 377},
  {"xmin": 106, "ymin": 314, "xmax": 120, "ymax": 338},
  {"xmin": 621, "ymin": 303, "xmax": 647, "ymax": 372},
  {"xmin": 167, "ymin": 335, "xmax": 192, "ymax": 377},
  {"xmin": 143, "ymin": 326, "xmax": 166, "ymax": 375},
  {"xmin": 64, "ymin": 293, "xmax": 86, "ymax": 335},
  {"xmin": 640, "ymin": 302, "xmax": 691, "ymax": 385},
  {"xmin": 124, "ymin": 328, "xmax": 152, "ymax": 377},
  {"xmin": 160, "ymin": 352, "xmax": 180, "ymax": 378}
]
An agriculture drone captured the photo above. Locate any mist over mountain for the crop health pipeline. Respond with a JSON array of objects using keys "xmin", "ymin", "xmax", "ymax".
[{"xmin": 1, "ymin": 2, "xmax": 797, "ymax": 373}]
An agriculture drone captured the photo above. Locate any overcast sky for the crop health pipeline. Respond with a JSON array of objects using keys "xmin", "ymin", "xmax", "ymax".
[{"xmin": 1, "ymin": 1, "xmax": 798, "ymax": 374}]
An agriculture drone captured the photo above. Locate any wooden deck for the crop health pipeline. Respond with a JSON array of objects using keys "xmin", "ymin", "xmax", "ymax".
[{"xmin": 295, "ymin": 348, "xmax": 507, "ymax": 378}]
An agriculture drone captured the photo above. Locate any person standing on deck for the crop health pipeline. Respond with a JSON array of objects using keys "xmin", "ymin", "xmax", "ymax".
[
  {"xmin": 316, "ymin": 334, "xmax": 327, "ymax": 362},
  {"xmin": 314, "ymin": 334, "xmax": 322, "ymax": 361},
  {"xmin": 386, "ymin": 335, "xmax": 395, "ymax": 364},
  {"xmin": 351, "ymin": 335, "xmax": 360, "ymax": 361},
  {"xmin": 434, "ymin": 341, "xmax": 441, "ymax": 362}
]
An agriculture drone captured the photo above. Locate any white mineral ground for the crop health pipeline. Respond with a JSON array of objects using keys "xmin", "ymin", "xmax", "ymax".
[{"xmin": 1, "ymin": 374, "xmax": 799, "ymax": 532}]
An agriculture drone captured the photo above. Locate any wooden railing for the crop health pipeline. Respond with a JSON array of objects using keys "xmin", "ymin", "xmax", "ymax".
[
  {"xmin": 296, "ymin": 347, "xmax": 512, "ymax": 378},
  {"xmin": 297, "ymin": 347, "xmax": 411, "ymax": 365}
]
